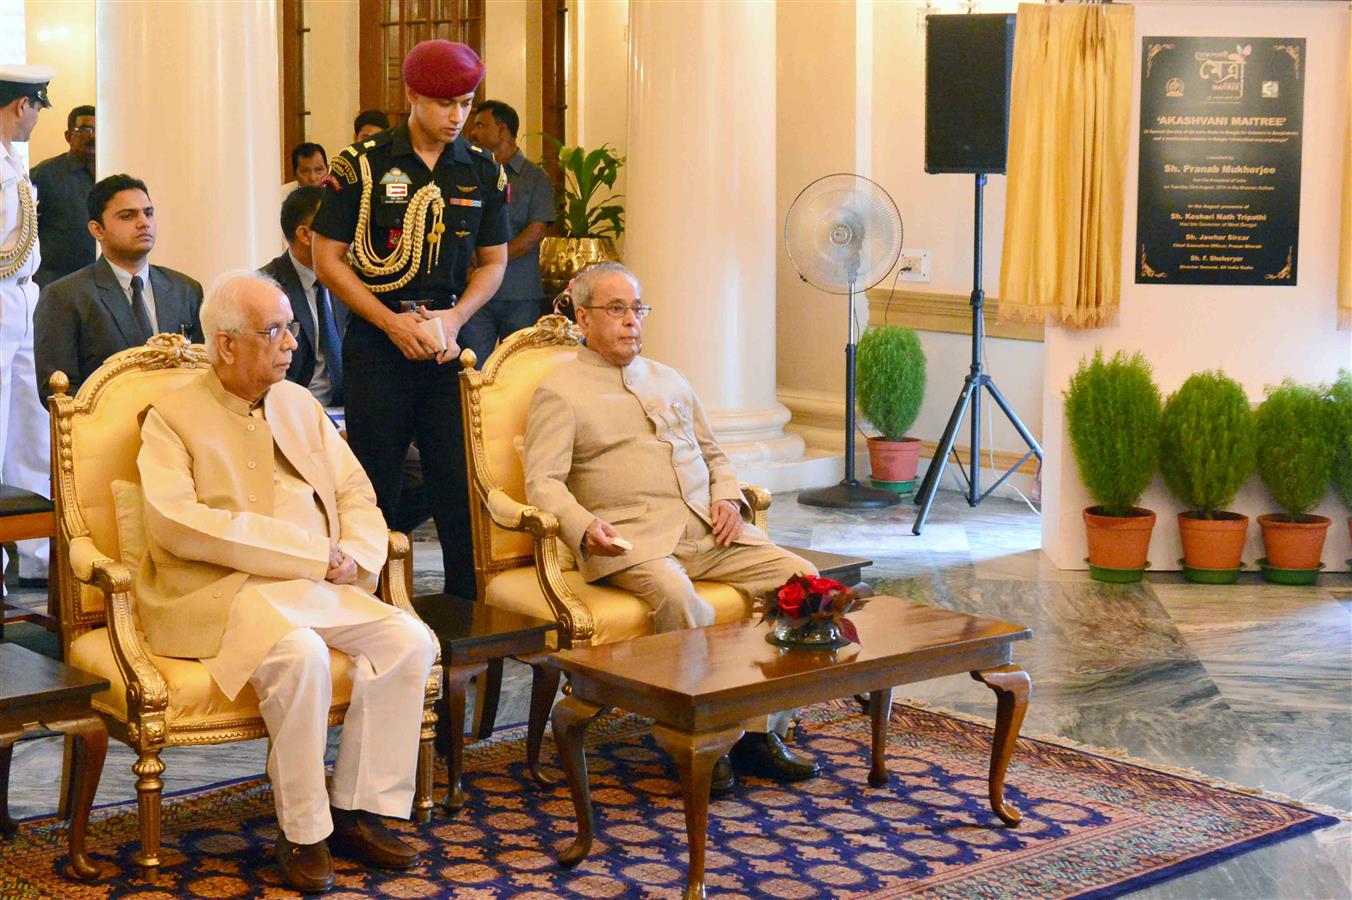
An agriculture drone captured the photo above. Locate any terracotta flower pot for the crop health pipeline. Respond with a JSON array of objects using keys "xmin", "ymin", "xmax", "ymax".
[
  {"xmin": 1177, "ymin": 511, "xmax": 1249, "ymax": 571},
  {"xmin": 1257, "ymin": 514, "xmax": 1330, "ymax": 570},
  {"xmin": 867, "ymin": 437, "xmax": 921, "ymax": 484},
  {"xmin": 1083, "ymin": 506, "xmax": 1156, "ymax": 571}
]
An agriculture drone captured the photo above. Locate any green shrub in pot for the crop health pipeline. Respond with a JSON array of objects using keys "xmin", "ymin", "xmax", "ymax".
[
  {"xmin": 1254, "ymin": 379, "xmax": 1336, "ymax": 575},
  {"xmin": 1063, "ymin": 349, "xmax": 1161, "ymax": 579},
  {"xmin": 855, "ymin": 325, "xmax": 927, "ymax": 490}
]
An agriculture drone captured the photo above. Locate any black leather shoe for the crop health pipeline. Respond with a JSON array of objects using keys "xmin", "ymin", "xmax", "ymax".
[
  {"xmin": 729, "ymin": 732, "xmax": 820, "ymax": 783},
  {"xmin": 275, "ymin": 835, "xmax": 334, "ymax": 893},
  {"xmin": 330, "ymin": 807, "xmax": 420, "ymax": 870},
  {"xmin": 710, "ymin": 755, "xmax": 735, "ymax": 798}
]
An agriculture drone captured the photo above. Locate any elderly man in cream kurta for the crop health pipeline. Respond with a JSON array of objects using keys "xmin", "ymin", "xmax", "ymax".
[
  {"xmin": 136, "ymin": 272, "xmax": 436, "ymax": 894},
  {"xmin": 524, "ymin": 262, "xmax": 820, "ymax": 792}
]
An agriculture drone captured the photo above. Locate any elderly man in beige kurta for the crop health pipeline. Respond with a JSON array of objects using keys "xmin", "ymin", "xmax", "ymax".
[
  {"xmin": 136, "ymin": 272, "xmax": 436, "ymax": 893},
  {"xmin": 524, "ymin": 262, "xmax": 819, "ymax": 792}
]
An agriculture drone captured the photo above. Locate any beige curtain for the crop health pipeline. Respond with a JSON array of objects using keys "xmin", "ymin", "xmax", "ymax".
[
  {"xmin": 1339, "ymin": 15, "xmax": 1351, "ymax": 331},
  {"xmin": 998, "ymin": 3, "xmax": 1134, "ymax": 329}
]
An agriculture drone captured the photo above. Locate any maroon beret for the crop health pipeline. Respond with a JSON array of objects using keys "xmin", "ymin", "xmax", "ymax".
[{"xmin": 402, "ymin": 40, "xmax": 484, "ymax": 100}]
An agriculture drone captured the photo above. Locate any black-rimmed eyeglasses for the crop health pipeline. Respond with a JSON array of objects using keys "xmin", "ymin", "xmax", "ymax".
[{"xmin": 249, "ymin": 321, "xmax": 301, "ymax": 343}]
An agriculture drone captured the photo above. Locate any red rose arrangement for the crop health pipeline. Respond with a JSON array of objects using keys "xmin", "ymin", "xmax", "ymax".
[{"xmin": 754, "ymin": 573, "xmax": 863, "ymax": 645}]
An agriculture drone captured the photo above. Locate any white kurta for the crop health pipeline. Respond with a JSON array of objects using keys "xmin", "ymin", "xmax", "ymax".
[{"xmin": 138, "ymin": 402, "xmax": 393, "ymax": 700}]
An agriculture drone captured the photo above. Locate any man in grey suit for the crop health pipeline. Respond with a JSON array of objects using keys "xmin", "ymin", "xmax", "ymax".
[
  {"xmin": 259, "ymin": 186, "xmax": 346, "ymax": 407},
  {"xmin": 523, "ymin": 261, "xmax": 819, "ymax": 794},
  {"xmin": 35, "ymin": 174, "xmax": 202, "ymax": 403}
]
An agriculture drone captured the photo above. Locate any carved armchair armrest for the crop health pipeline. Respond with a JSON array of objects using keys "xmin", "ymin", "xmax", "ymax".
[
  {"xmin": 741, "ymin": 483, "xmax": 772, "ymax": 533},
  {"xmin": 67, "ymin": 536, "xmax": 170, "ymax": 723},
  {"xmin": 379, "ymin": 531, "xmax": 441, "ymax": 696},
  {"xmin": 483, "ymin": 488, "xmax": 595, "ymax": 647}
]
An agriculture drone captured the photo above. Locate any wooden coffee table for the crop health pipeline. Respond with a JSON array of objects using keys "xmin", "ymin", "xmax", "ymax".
[
  {"xmin": 549, "ymin": 596, "xmax": 1032, "ymax": 900},
  {"xmin": 0, "ymin": 643, "xmax": 109, "ymax": 882}
]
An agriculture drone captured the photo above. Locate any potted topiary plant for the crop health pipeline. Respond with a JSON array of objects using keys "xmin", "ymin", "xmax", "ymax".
[
  {"xmin": 1158, "ymin": 371, "xmax": 1256, "ymax": 583},
  {"xmin": 538, "ymin": 139, "xmax": 625, "ymax": 303},
  {"xmin": 1326, "ymin": 370, "xmax": 1352, "ymax": 545},
  {"xmin": 855, "ymin": 325, "xmax": 926, "ymax": 493},
  {"xmin": 1254, "ymin": 379, "xmax": 1335, "ymax": 582},
  {"xmin": 1064, "ymin": 349, "xmax": 1162, "ymax": 582}
]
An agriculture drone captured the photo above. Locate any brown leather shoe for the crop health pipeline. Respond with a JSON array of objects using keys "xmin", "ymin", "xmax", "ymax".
[
  {"xmin": 275, "ymin": 835, "xmax": 334, "ymax": 893},
  {"xmin": 329, "ymin": 807, "xmax": 420, "ymax": 870}
]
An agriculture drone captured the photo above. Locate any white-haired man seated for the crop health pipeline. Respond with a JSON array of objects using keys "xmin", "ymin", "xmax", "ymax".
[
  {"xmin": 135, "ymin": 271, "xmax": 437, "ymax": 893},
  {"xmin": 523, "ymin": 261, "xmax": 820, "ymax": 795}
]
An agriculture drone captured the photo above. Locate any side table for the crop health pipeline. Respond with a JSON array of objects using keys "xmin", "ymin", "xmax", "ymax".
[
  {"xmin": 411, "ymin": 594, "xmax": 557, "ymax": 811},
  {"xmin": 0, "ymin": 643, "xmax": 109, "ymax": 881}
]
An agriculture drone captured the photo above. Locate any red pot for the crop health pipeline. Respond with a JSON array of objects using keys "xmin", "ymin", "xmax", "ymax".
[
  {"xmin": 1257, "ymin": 514, "xmax": 1330, "ymax": 570},
  {"xmin": 1177, "ymin": 511, "xmax": 1249, "ymax": 571},
  {"xmin": 867, "ymin": 437, "xmax": 921, "ymax": 483},
  {"xmin": 1084, "ymin": 506, "xmax": 1156, "ymax": 571}
]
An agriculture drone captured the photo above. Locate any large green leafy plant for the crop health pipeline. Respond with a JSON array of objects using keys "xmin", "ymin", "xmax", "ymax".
[
  {"xmin": 1326, "ymin": 369, "xmax": 1352, "ymax": 512},
  {"xmin": 856, "ymin": 326, "xmax": 926, "ymax": 441},
  {"xmin": 1255, "ymin": 380, "xmax": 1336, "ymax": 518},
  {"xmin": 1158, "ymin": 371, "xmax": 1255, "ymax": 517},
  {"xmin": 545, "ymin": 137, "xmax": 625, "ymax": 238},
  {"xmin": 1063, "ymin": 349, "xmax": 1162, "ymax": 517}
]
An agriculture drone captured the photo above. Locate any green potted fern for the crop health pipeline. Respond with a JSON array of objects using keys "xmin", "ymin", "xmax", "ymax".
[
  {"xmin": 856, "ymin": 326, "xmax": 927, "ymax": 493},
  {"xmin": 1325, "ymin": 369, "xmax": 1351, "ymax": 545},
  {"xmin": 1064, "ymin": 350, "xmax": 1162, "ymax": 582},
  {"xmin": 1158, "ymin": 371, "xmax": 1255, "ymax": 582},
  {"xmin": 538, "ymin": 139, "xmax": 625, "ymax": 300},
  {"xmin": 1254, "ymin": 379, "xmax": 1335, "ymax": 582}
]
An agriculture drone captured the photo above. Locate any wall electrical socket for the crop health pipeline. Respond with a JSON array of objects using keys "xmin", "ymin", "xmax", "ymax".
[{"xmin": 898, "ymin": 249, "xmax": 931, "ymax": 283}]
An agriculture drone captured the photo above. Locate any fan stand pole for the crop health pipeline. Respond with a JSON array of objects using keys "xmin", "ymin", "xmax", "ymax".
[
  {"xmin": 912, "ymin": 173, "xmax": 1043, "ymax": 534},
  {"xmin": 798, "ymin": 281, "xmax": 901, "ymax": 510}
]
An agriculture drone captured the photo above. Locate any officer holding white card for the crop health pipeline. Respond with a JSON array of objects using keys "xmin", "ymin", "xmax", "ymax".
[{"xmin": 311, "ymin": 41, "xmax": 508, "ymax": 599}]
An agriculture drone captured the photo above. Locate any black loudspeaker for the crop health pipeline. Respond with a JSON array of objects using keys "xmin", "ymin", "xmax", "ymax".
[{"xmin": 924, "ymin": 13, "xmax": 1016, "ymax": 175}]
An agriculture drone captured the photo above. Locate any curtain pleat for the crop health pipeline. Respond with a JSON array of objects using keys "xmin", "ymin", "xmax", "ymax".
[
  {"xmin": 1338, "ymin": 15, "xmax": 1351, "ymax": 331},
  {"xmin": 998, "ymin": 3, "xmax": 1134, "ymax": 329}
]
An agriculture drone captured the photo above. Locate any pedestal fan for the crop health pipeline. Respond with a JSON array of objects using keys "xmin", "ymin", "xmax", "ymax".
[{"xmin": 785, "ymin": 174, "xmax": 904, "ymax": 509}]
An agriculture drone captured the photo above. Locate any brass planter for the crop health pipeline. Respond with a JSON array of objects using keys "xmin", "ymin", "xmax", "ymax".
[{"xmin": 539, "ymin": 236, "xmax": 620, "ymax": 300}]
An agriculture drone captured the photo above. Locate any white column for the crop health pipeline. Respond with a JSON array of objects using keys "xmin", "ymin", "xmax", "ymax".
[
  {"xmin": 97, "ymin": 0, "xmax": 281, "ymax": 287},
  {"xmin": 624, "ymin": 0, "xmax": 803, "ymax": 469}
]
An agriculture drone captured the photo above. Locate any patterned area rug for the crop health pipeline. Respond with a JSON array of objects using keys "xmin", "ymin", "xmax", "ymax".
[{"xmin": 0, "ymin": 701, "xmax": 1340, "ymax": 899}]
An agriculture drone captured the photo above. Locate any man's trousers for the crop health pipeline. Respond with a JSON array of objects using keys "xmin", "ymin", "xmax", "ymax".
[
  {"xmin": 248, "ymin": 611, "xmax": 437, "ymax": 845},
  {"xmin": 0, "ymin": 278, "xmax": 50, "ymax": 579}
]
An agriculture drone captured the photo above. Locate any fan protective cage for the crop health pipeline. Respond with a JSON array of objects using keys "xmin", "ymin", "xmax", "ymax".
[{"xmin": 784, "ymin": 173, "xmax": 903, "ymax": 295}]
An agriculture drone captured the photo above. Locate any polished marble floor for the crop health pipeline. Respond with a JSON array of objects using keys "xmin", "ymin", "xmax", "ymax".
[{"xmin": 6, "ymin": 489, "xmax": 1350, "ymax": 898}]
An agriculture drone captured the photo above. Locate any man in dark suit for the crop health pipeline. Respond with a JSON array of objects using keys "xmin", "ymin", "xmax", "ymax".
[
  {"xmin": 259, "ymin": 186, "xmax": 346, "ymax": 407},
  {"xmin": 35, "ymin": 174, "xmax": 202, "ymax": 404}
]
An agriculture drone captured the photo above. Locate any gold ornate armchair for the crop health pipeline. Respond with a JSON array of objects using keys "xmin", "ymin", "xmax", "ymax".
[
  {"xmin": 48, "ymin": 334, "xmax": 440, "ymax": 880},
  {"xmin": 458, "ymin": 315, "xmax": 773, "ymax": 649}
]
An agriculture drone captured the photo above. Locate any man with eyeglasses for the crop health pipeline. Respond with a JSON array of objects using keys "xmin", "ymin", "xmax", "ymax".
[
  {"xmin": 523, "ymin": 261, "xmax": 822, "ymax": 797},
  {"xmin": 35, "ymin": 174, "xmax": 203, "ymax": 405},
  {"xmin": 136, "ymin": 271, "xmax": 437, "ymax": 894},
  {"xmin": 31, "ymin": 105, "xmax": 96, "ymax": 288}
]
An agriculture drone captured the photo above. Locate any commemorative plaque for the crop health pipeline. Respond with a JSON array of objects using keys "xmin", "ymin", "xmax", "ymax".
[{"xmin": 1136, "ymin": 37, "xmax": 1305, "ymax": 286}]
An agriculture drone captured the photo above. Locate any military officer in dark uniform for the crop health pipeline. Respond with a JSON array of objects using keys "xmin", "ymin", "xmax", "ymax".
[{"xmin": 312, "ymin": 40, "xmax": 508, "ymax": 598}]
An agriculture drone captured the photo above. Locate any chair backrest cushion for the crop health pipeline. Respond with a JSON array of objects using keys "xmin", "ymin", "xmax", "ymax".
[{"xmin": 55, "ymin": 342, "xmax": 208, "ymax": 622}]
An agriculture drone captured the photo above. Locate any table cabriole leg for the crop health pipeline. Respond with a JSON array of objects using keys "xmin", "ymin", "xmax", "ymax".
[
  {"xmin": 552, "ymin": 695, "xmax": 606, "ymax": 867},
  {"xmin": 521, "ymin": 656, "xmax": 562, "ymax": 787},
  {"xmin": 441, "ymin": 661, "xmax": 488, "ymax": 812},
  {"xmin": 650, "ymin": 723, "xmax": 746, "ymax": 900},
  {"xmin": 971, "ymin": 664, "xmax": 1031, "ymax": 826},
  {"xmin": 867, "ymin": 687, "xmax": 894, "ymax": 788}
]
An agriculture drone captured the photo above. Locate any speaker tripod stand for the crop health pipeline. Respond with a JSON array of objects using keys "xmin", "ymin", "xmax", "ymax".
[{"xmin": 912, "ymin": 174, "xmax": 1042, "ymax": 535}]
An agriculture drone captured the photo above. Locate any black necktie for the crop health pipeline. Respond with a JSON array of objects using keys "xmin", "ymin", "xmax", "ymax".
[
  {"xmin": 130, "ymin": 274, "xmax": 153, "ymax": 343},
  {"xmin": 315, "ymin": 282, "xmax": 343, "ymax": 397}
]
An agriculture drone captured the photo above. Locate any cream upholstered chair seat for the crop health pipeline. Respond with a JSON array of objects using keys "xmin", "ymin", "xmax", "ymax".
[
  {"xmin": 48, "ymin": 335, "xmax": 439, "ymax": 880},
  {"xmin": 459, "ymin": 315, "xmax": 774, "ymax": 649}
]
